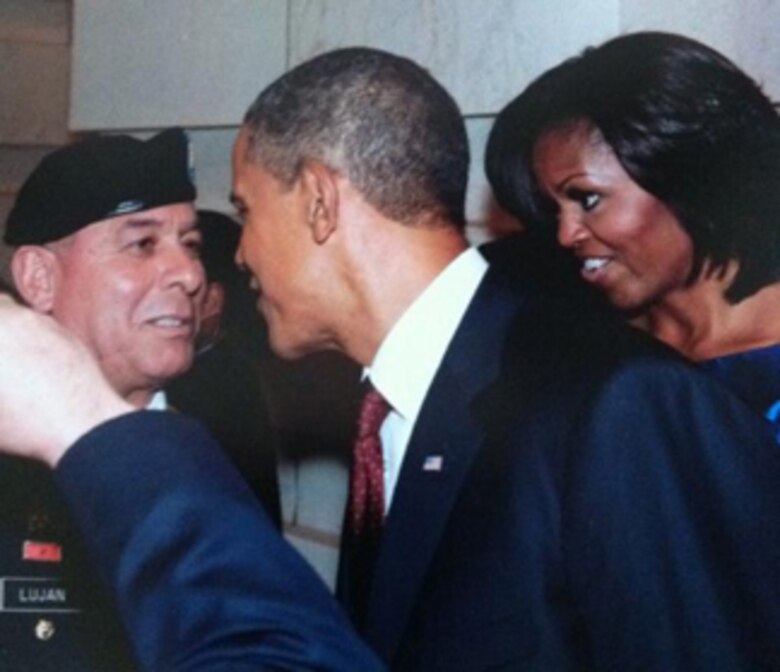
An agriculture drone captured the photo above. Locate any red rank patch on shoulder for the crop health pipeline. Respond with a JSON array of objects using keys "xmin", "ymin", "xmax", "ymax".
[{"xmin": 22, "ymin": 541, "xmax": 63, "ymax": 563}]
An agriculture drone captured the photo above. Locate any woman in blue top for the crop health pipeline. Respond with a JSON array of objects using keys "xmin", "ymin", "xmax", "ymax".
[{"xmin": 486, "ymin": 31, "xmax": 780, "ymax": 433}]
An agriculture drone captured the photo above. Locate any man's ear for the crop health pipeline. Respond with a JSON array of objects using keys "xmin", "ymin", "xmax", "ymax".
[
  {"xmin": 10, "ymin": 246, "xmax": 60, "ymax": 313},
  {"xmin": 300, "ymin": 161, "xmax": 339, "ymax": 244}
]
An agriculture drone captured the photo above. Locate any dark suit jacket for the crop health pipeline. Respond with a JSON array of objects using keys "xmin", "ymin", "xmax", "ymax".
[
  {"xmin": 53, "ymin": 412, "xmax": 384, "ymax": 672},
  {"xmin": 341, "ymin": 267, "xmax": 780, "ymax": 671}
]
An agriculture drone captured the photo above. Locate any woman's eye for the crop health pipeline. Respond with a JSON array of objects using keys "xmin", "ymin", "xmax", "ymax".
[
  {"xmin": 581, "ymin": 192, "xmax": 600, "ymax": 211},
  {"xmin": 566, "ymin": 188, "xmax": 600, "ymax": 212}
]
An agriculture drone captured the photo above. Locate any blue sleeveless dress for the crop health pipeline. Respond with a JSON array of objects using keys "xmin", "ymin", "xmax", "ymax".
[{"xmin": 699, "ymin": 343, "xmax": 780, "ymax": 442}]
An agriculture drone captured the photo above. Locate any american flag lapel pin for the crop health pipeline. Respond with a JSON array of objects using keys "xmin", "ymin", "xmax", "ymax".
[{"xmin": 422, "ymin": 455, "xmax": 444, "ymax": 472}]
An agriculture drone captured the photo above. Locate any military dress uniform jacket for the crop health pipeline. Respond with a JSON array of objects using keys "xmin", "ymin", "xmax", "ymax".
[{"xmin": 0, "ymin": 457, "xmax": 137, "ymax": 670}]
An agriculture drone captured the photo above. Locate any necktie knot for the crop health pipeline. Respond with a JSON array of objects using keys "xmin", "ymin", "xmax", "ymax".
[{"xmin": 357, "ymin": 388, "xmax": 390, "ymax": 440}]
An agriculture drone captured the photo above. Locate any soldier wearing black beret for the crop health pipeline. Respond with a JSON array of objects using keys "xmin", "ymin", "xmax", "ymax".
[{"xmin": 0, "ymin": 128, "xmax": 204, "ymax": 671}]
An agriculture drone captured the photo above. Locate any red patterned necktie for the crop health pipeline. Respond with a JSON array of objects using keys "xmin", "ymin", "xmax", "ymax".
[
  {"xmin": 340, "ymin": 383, "xmax": 391, "ymax": 629},
  {"xmin": 348, "ymin": 385, "xmax": 391, "ymax": 537}
]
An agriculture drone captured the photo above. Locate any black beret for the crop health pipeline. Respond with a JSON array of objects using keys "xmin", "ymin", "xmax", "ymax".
[{"xmin": 4, "ymin": 127, "xmax": 197, "ymax": 245}]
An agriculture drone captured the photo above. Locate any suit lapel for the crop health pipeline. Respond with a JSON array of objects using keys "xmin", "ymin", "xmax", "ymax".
[{"xmin": 363, "ymin": 268, "xmax": 530, "ymax": 661}]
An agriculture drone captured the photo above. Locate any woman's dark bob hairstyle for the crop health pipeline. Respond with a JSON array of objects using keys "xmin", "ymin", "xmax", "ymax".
[{"xmin": 486, "ymin": 31, "xmax": 780, "ymax": 303}]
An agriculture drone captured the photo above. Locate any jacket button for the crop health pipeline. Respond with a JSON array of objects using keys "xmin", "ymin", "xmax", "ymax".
[{"xmin": 35, "ymin": 619, "xmax": 56, "ymax": 641}]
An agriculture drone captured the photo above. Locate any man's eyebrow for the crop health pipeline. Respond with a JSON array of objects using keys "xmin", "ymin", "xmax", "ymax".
[
  {"xmin": 119, "ymin": 217, "xmax": 199, "ymax": 235},
  {"xmin": 120, "ymin": 217, "xmax": 161, "ymax": 231},
  {"xmin": 180, "ymin": 219, "xmax": 200, "ymax": 234}
]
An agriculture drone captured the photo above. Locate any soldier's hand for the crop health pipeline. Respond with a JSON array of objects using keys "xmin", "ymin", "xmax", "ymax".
[{"xmin": 0, "ymin": 295, "xmax": 133, "ymax": 466}]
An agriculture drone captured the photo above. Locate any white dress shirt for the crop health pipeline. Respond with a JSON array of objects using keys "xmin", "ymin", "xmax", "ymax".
[
  {"xmin": 147, "ymin": 390, "xmax": 167, "ymax": 410},
  {"xmin": 365, "ymin": 247, "xmax": 488, "ymax": 512}
]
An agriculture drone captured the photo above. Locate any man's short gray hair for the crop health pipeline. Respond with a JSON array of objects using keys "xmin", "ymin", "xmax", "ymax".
[{"xmin": 242, "ymin": 47, "xmax": 469, "ymax": 229}]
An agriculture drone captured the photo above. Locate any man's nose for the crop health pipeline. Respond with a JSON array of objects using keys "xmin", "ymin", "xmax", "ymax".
[{"xmin": 164, "ymin": 245, "xmax": 205, "ymax": 296}]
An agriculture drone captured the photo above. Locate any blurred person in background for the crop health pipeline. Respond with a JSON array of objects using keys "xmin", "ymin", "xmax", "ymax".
[{"xmin": 169, "ymin": 209, "xmax": 281, "ymax": 526}]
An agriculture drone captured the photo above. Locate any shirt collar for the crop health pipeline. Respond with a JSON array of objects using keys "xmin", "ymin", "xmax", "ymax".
[
  {"xmin": 366, "ymin": 246, "xmax": 488, "ymax": 423},
  {"xmin": 147, "ymin": 390, "xmax": 168, "ymax": 410}
]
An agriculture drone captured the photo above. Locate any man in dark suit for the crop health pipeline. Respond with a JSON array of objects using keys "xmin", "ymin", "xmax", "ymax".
[
  {"xmin": 1, "ymin": 47, "xmax": 780, "ymax": 671},
  {"xmin": 228, "ymin": 48, "xmax": 780, "ymax": 669}
]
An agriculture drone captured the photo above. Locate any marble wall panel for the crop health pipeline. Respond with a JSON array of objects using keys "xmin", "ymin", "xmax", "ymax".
[
  {"xmin": 289, "ymin": 0, "xmax": 619, "ymax": 115},
  {"xmin": 70, "ymin": 0, "xmax": 287, "ymax": 130},
  {"xmin": 465, "ymin": 116, "xmax": 522, "ymax": 243},
  {"xmin": 189, "ymin": 127, "xmax": 238, "ymax": 213},
  {"xmin": 621, "ymin": 0, "xmax": 780, "ymax": 98}
]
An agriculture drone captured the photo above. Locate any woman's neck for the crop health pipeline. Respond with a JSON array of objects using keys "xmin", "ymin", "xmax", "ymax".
[{"xmin": 636, "ymin": 272, "xmax": 780, "ymax": 361}]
